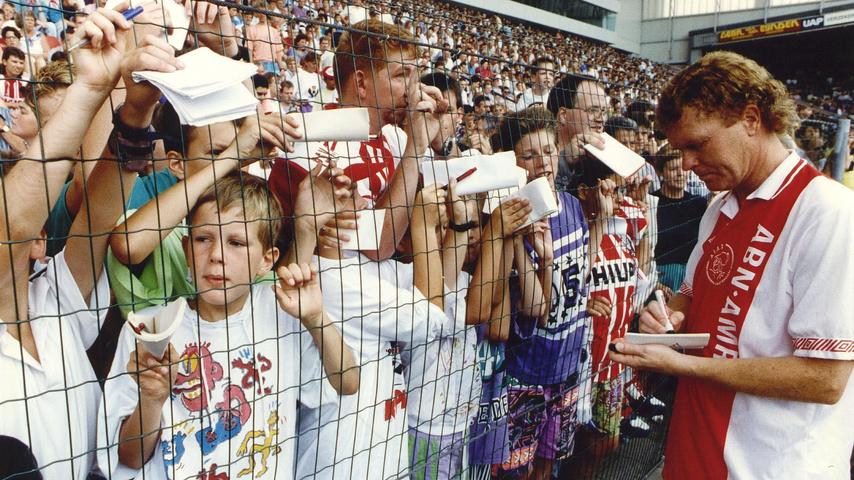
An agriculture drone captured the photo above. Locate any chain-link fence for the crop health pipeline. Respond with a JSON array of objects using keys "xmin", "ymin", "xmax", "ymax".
[{"xmin": 0, "ymin": 1, "xmax": 782, "ymax": 479}]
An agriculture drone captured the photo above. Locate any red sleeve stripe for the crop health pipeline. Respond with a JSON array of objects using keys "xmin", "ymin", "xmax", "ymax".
[{"xmin": 792, "ymin": 338, "xmax": 854, "ymax": 353}]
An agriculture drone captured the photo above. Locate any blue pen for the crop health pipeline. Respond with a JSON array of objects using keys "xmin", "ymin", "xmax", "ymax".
[{"xmin": 67, "ymin": 6, "xmax": 145, "ymax": 52}]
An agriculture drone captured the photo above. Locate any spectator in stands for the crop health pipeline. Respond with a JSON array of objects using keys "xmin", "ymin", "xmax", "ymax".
[
  {"xmin": 492, "ymin": 106, "xmax": 589, "ymax": 479},
  {"xmin": 19, "ymin": 10, "xmax": 50, "ymax": 73},
  {"xmin": 286, "ymin": 31, "xmax": 309, "ymax": 61},
  {"xmin": 282, "ymin": 54, "xmax": 298, "ymax": 84},
  {"xmin": 546, "ymin": 73, "xmax": 606, "ymax": 192},
  {"xmin": 317, "ymin": 65, "xmax": 338, "ymax": 106},
  {"xmin": 277, "ymin": 78, "xmax": 298, "ymax": 113},
  {"xmin": 613, "ymin": 51, "xmax": 854, "ymax": 480},
  {"xmin": 1, "ymin": 46, "xmax": 26, "ymax": 102},
  {"xmin": 0, "ymin": 9, "xmax": 178, "ymax": 479},
  {"xmin": 252, "ymin": 72, "xmax": 270, "ymax": 99},
  {"xmin": 245, "ymin": 5, "xmax": 284, "ymax": 75},
  {"xmin": 458, "ymin": 104, "xmax": 492, "ymax": 154},
  {"xmin": 515, "ymin": 56, "xmax": 554, "ymax": 111},
  {"xmin": 294, "ymin": 50, "xmax": 320, "ymax": 111},
  {"xmin": 1, "ymin": 25, "xmax": 21, "ymax": 52},
  {"xmin": 651, "ymin": 143, "xmax": 707, "ymax": 291}
]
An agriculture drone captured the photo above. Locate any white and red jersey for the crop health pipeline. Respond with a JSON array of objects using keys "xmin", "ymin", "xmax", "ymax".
[
  {"xmin": 269, "ymin": 121, "xmax": 406, "ymax": 215},
  {"xmin": 666, "ymin": 153, "xmax": 854, "ymax": 480},
  {"xmin": 1, "ymin": 76, "xmax": 25, "ymax": 103},
  {"xmin": 587, "ymin": 197, "xmax": 647, "ymax": 383}
]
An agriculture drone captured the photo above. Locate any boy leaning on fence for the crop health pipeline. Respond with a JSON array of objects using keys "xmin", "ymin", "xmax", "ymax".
[
  {"xmin": 0, "ymin": 8, "xmax": 180, "ymax": 479},
  {"xmin": 98, "ymin": 89, "xmax": 359, "ymax": 479},
  {"xmin": 489, "ymin": 107, "xmax": 590, "ymax": 479}
]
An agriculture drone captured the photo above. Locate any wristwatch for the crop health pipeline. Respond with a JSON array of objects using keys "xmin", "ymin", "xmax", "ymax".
[
  {"xmin": 1, "ymin": 125, "xmax": 9, "ymax": 133},
  {"xmin": 448, "ymin": 220, "xmax": 478, "ymax": 232}
]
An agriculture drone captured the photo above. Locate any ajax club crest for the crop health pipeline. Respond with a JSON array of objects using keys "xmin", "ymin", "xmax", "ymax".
[{"xmin": 705, "ymin": 243, "xmax": 734, "ymax": 286}]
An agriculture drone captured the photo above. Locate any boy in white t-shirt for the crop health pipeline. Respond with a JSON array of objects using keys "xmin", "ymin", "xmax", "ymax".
[
  {"xmin": 99, "ymin": 156, "xmax": 359, "ymax": 478},
  {"xmin": 0, "ymin": 13, "xmax": 181, "ymax": 480},
  {"xmin": 296, "ymin": 183, "xmax": 460, "ymax": 480}
]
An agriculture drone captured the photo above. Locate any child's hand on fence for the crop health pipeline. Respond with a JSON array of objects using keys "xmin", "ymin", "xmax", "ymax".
[
  {"xmin": 581, "ymin": 178, "xmax": 616, "ymax": 221},
  {"xmin": 234, "ymin": 111, "xmax": 300, "ymax": 158},
  {"xmin": 447, "ymin": 180, "xmax": 471, "ymax": 227},
  {"xmin": 295, "ymin": 162, "xmax": 353, "ymax": 232},
  {"xmin": 528, "ymin": 219, "xmax": 553, "ymax": 266},
  {"xmin": 403, "ymin": 71, "xmax": 448, "ymax": 154},
  {"xmin": 489, "ymin": 197, "xmax": 531, "ymax": 238},
  {"xmin": 413, "ymin": 183, "xmax": 447, "ymax": 228},
  {"xmin": 126, "ymin": 343, "xmax": 178, "ymax": 406},
  {"xmin": 586, "ymin": 296, "xmax": 612, "ymax": 318},
  {"xmin": 274, "ymin": 262, "xmax": 324, "ymax": 327}
]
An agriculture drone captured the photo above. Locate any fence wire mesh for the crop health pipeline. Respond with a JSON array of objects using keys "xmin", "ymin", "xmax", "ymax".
[{"xmin": 0, "ymin": 1, "xmax": 789, "ymax": 479}]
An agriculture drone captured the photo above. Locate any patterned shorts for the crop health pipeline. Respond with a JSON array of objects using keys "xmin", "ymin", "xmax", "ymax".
[
  {"xmin": 591, "ymin": 376, "xmax": 624, "ymax": 437},
  {"xmin": 499, "ymin": 375, "xmax": 580, "ymax": 474}
]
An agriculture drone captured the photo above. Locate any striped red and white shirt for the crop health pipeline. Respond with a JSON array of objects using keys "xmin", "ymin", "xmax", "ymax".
[
  {"xmin": 665, "ymin": 152, "xmax": 854, "ymax": 479},
  {"xmin": 588, "ymin": 197, "xmax": 647, "ymax": 383}
]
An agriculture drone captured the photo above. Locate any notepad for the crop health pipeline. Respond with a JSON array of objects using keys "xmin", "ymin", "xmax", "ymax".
[
  {"xmin": 133, "ymin": 48, "xmax": 258, "ymax": 126},
  {"xmin": 338, "ymin": 209, "xmax": 386, "ymax": 251},
  {"xmin": 623, "ymin": 332, "xmax": 710, "ymax": 350},
  {"xmin": 500, "ymin": 177, "xmax": 559, "ymax": 229},
  {"xmin": 127, "ymin": 297, "xmax": 187, "ymax": 359},
  {"xmin": 285, "ymin": 108, "xmax": 371, "ymax": 142},
  {"xmin": 422, "ymin": 151, "xmax": 523, "ymax": 196},
  {"xmin": 583, "ymin": 132, "xmax": 646, "ymax": 178}
]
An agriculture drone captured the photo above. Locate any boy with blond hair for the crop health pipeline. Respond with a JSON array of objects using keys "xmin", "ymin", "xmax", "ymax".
[{"xmin": 99, "ymin": 122, "xmax": 359, "ymax": 479}]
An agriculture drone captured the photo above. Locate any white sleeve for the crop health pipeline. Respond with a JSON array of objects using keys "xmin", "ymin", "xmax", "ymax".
[
  {"xmin": 96, "ymin": 325, "xmax": 149, "ymax": 479},
  {"xmin": 337, "ymin": 267, "xmax": 453, "ymax": 347},
  {"xmin": 787, "ymin": 188, "xmax": 854, "ymax": 360},
  {"xmin": 44, "ymin": 250, "xmax": 111, "ymax": 349}
]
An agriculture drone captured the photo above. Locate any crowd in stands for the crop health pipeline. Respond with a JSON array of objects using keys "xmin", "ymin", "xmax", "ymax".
[{"xmin": 0, "ymin": 1, "xmax": 852, "ymax": 480}]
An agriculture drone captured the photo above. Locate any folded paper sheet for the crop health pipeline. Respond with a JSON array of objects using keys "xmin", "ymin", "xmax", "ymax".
[
  {"xmin": 286, "ymin": 108, "xmax": 371, "ymax": 142},
  {"xmin": 583, "ymin": 132, "xmax": 645, "ymax": 178},
  {"xmin": 338, "ymin": 209, "xmax": 387, "ymax": 251},
  {"xmin": 623, "ymin": 332, "xmax": 710, "ymax": 349},
  {"xmin": 133, "ymin": 48, "xmax": 258, "ymax": 126},
  {"xmin": 422, "ymin": 151, "xmax": 523, "ymax": 196},
  {"xmin": 482, "ymin": 169, "xmax": 529, "ymax": 214},
  {"xmin": 127, "ymin": 297, "xmax": 187, "ymax": 359},
  {"xmin": 501, "ymin": 177, "xmax": 559, "ymax": 229}
]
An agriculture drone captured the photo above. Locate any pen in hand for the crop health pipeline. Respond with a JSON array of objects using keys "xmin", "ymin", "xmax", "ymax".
[
  {"xmin": 67, "ymin": 6, "xmax": 145, "ymax": 52},
  {"xmin": 654, "ymin": 289, "xmax": 675, "ymax": 333}
]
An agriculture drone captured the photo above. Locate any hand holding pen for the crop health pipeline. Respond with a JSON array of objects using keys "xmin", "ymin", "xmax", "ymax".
[
  {"xmin": 68, "ymin": 6, "xmax": 145, "ymax": 52},
  {"xmin": 655, "ymin": 289, "xmax": 675, "ymax": 333}
]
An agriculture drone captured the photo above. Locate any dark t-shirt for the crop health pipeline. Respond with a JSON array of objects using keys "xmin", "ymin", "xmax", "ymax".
[{"xmin": 652, "ymin": 190, "xmax": 707, "ymax": 264}]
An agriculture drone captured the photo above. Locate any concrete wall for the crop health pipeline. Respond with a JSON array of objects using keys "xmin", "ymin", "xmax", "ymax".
[
  {"xmin": 639, "ymin": 0, "xmax": 854, "ymax": 64},
  {"xmin": 449, "ymin": 0, "xmax": 643, "ymax": 53}
]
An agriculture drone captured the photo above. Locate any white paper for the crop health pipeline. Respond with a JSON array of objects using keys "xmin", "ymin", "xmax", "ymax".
[
  {"xmin": 482, "ymin": 168, "xmax": 528, "ymax": 214},
  {"xmin": 501, "ymin": 177, "xmax": 559, "ymax": 229},
  {"xmin": 623, "ymin": 332, "xmax": 710, "ymax": 349},
  {"xmin": 161, "ymin": 0, "xmax": 190, "ymax": 50},
  {"xmin": 338, "ymin": 209, "xmax": 386, "ymax": 251},
  {"xmin": 133, "ymin": 48, "xmax": 259, "ymax": 126},
  {"xmin": 583, "ymin": 132, "xmax": 645, "ymax": 178},
  {"xmin": 285, "ymin": 108, "xmax": 371, "ymax": 142},
  {"xmin": 422, "ymin": 151, "xmax": 522, "ymax": 196},
  {"xmin": 127, "ymin": 297, "xmax": 187, "ymax": 359},
  {"xmin": 133, "ymin": 47, "xmax": 257, "ymax": 98}
]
